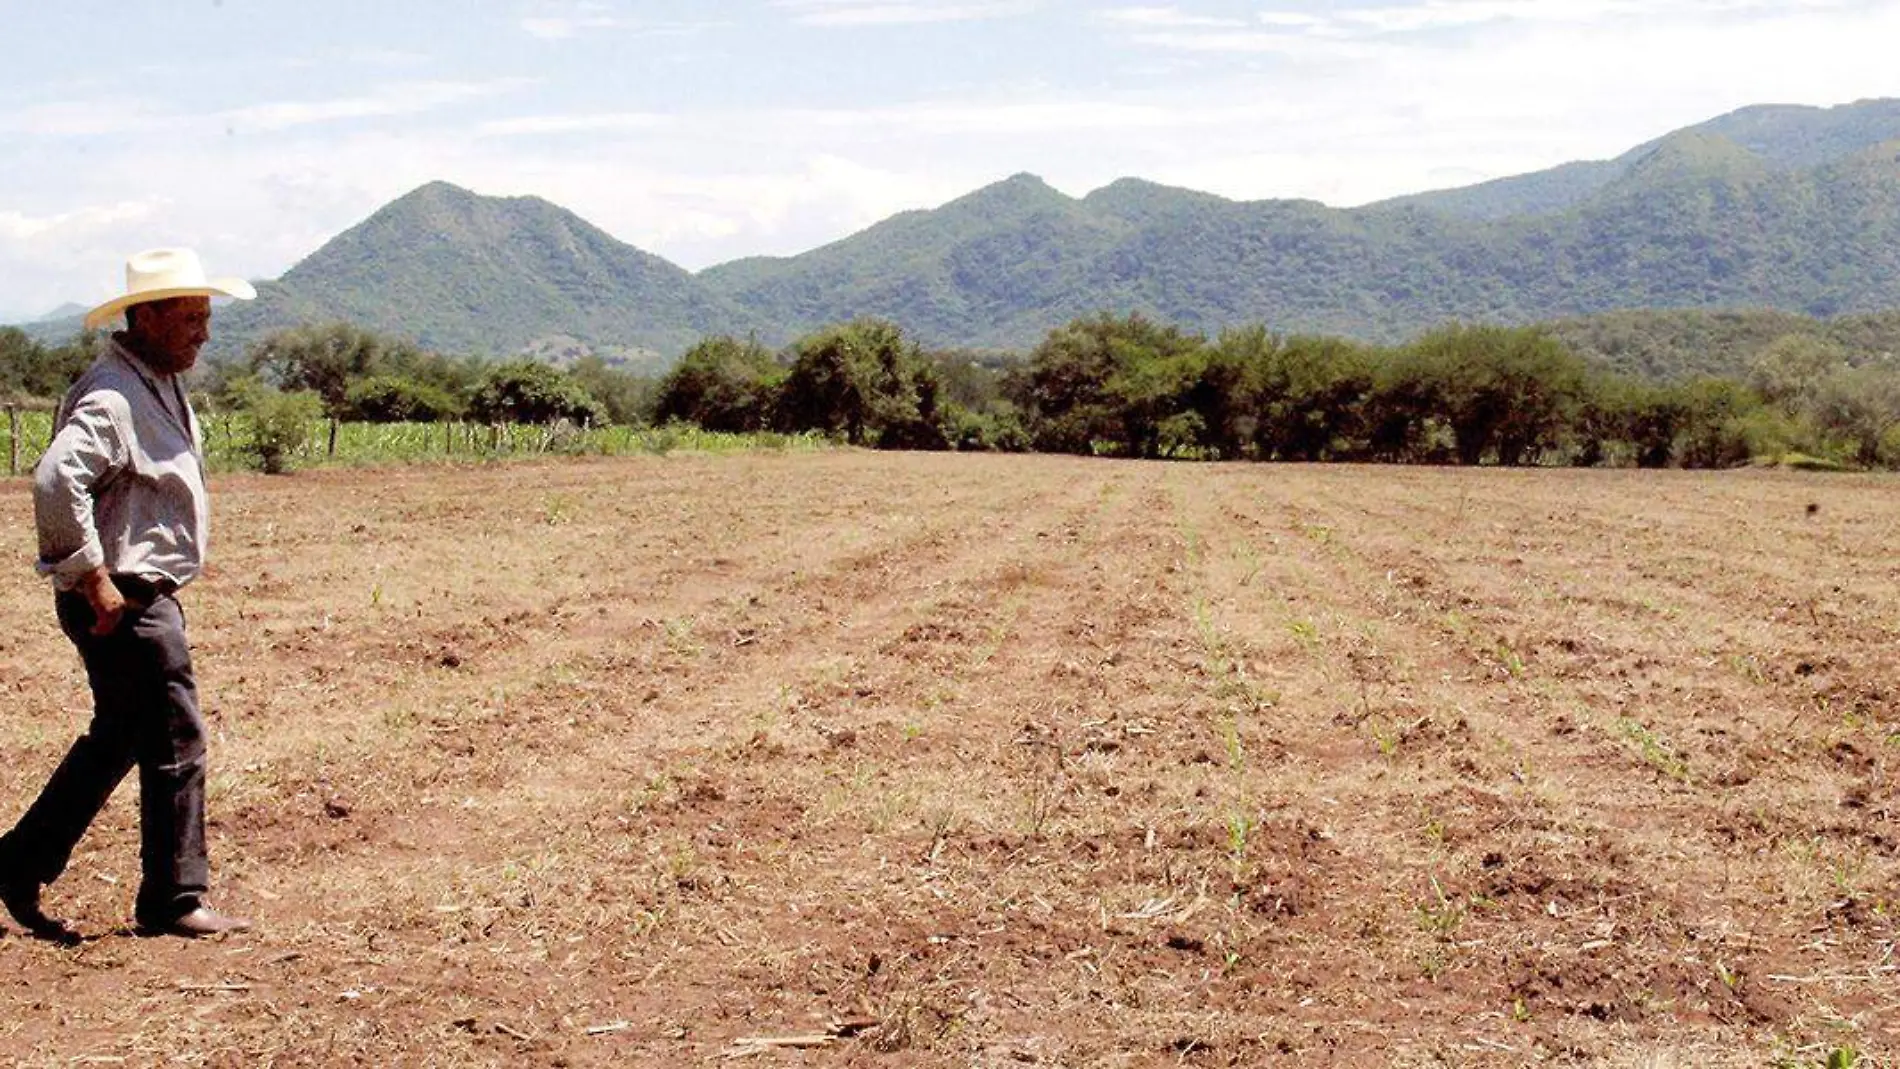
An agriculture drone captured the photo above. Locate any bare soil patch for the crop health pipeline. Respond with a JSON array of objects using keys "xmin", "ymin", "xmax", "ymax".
[{"xmin": 1, "ymin": 453, "xmax": 1895, "ymax": 1066}]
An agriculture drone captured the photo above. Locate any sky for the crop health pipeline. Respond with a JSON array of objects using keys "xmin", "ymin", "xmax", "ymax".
[{"xmin": 3, "ymin": 0, "xmax": 1900, "ymax": 323}]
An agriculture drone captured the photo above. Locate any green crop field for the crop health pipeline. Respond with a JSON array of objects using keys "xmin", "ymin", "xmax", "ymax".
[{"xmin": 1, "ymin": 408, "xmax": 827, "ymax": 478}]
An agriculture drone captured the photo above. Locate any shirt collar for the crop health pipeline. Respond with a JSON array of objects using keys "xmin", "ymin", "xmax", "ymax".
[
  {"xmin": 108, "ymin": 335, "xmax": 175, "ymax": 392},
  {"xmin": 106, "ymin": 336, "xmax": 194, "ymax": 442}
]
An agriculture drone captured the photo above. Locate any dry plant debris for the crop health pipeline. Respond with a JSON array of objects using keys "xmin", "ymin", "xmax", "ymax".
[{"xmin": 0, "ymin": 452, "xmax": 1894, "ymax": 1067}]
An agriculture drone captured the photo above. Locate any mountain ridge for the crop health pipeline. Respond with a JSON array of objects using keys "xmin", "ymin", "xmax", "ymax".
[
  {"xmin": 213, "ymin": 180, "xmax": 763, "ymax": 368},
  {"xmin": 1376, "ymin": 97, "xmax": 1900, "ymax": 219},
  {"xmin": 15, "ymin": 97, "xmax": 1900, "ymax": 374}
]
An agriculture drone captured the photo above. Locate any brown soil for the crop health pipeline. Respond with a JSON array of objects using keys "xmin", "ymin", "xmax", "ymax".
[{"xmin": 0, "ymin": 452, "xmax": 1894, "ymax": 1067}]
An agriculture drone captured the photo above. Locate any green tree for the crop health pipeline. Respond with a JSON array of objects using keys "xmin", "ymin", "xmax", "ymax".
[
  {"xmin": 1106, "ymin": 342, "xmax": 1206, "ymax": 458},
  {"xmin": 0, "ymin": 327, "xmax": 40, "ymax": 402},
  {"xmin": 247, "ymin": 323, "xmax": 432, "ymax": 416},
  {"xmin": 0, "ymin": 328, "xmax": 95, "ymax": 402},
  {"xmin": 1363, "ymin": 350, "xmax": 1448, "ymax": 463},
  {"xmin": 1021, "ymin": 312, "xmax": 1204, "ymax": 457},
  {"xmin": 777, "ymin": 320, "xmax": 947, "ymax": 448},
  {"xmin": 1572, "ymin": 376, "xmax": 1688, "ymax": 468},
  {"xmin": 342, "ymin": 375, "xmax": 463, "ymax": 423},
  {"xmin": 1810, "ymin": 361, "xmax": 1900, "ymax": 467},
  {"xmin": 1672, "ymin": 378, "xmax": 1765, "ymax": 468},
  {"xmin": 1178, "ymin": 332, "xmax": 1254, "ymax": 459},
  {"xmin": 1747, "ymin": 334, "xmax": 1848, "ymax": 408},
  {"xmin": 944, "ymin": 404, "xmax": 1031, "ymax": 452},
  {"xmin": 926, "ymin": 350, "xmax": 1011, "ymax": 414},
  {"xmin": 654, "ymin": 335, "xmax": 781, "ymax": 432},
  {"xmin": 566, "ymin": 355, "xmax": 655, "ymax": 426},
  {"xmin": 467, "ymin": 362, "xmax": 603, "ymax": 425},
  {"xmin": 1624, "ymin": 381, "xmax": 1692, "ymax": 468},
  {"xmin": 1407, "ymin": 325, "xmax": 1588, "ymax": 465},
  {"xmin": 925, "ymin": 350, "xmax": 1024, "ymax": 452},
  {"xmin": 1234, "ymin": 331, "xmax": 1378, "ymax": 461},
  {"xmin": 235, "ymin": 385, "xmax": 324, "ymax": 474}
]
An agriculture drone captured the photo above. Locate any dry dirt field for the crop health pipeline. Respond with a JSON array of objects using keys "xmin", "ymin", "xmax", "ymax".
[{"xmin": 0, "ymin": 450, "xmax": 1895, "ymax": 1067}]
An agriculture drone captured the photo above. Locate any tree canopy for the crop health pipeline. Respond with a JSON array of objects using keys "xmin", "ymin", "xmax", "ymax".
[{"xmin": 19, "ymin": 305, "xmax": 1900, "ymax": 473}]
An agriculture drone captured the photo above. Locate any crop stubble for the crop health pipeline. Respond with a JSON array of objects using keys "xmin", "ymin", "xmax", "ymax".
[{"xmin": 0, "ymin": 452, "xmax": 1894, "ymax": 1066}]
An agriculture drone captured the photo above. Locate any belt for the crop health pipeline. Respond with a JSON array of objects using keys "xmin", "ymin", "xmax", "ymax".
[{"xmin": 111, "ymin": 573, "xmax": 180, "ymax": 602}]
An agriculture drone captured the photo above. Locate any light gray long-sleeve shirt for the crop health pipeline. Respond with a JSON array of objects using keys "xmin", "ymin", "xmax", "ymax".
[{"xmin": 34, "ymin": 338, "xmax": 209, "ymax": 591}]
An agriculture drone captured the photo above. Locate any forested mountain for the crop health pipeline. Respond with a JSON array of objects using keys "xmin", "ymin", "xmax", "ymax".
[
  {"xmin": 203, "ymin": 181, "xmax": 763, "ymax": 367},
  {"xmin": 1380, "ymin": 98, "xmax": 1900, "ymax": 220},
  {"xmin": 1549, "ymin": 308, "xmax": 1900, "ymax": 381},
  {"xmin": 15, "ymin": 99, "xmax": 1900, "ymax": 375},
  {"xmin": 702, "ymin": 104, "xmax": 1900, "ymax": 348},
  {"xmin": 700, "ymin": 173, "xmax": 1141, "ymax": 347},
  {"xmin": 24, "ymin": 303, "xmax": 89, "ymax": 325}
]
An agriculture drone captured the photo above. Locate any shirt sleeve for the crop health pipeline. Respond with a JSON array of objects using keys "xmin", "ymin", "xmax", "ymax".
[{"xmin": 33, "ymin": 391, "xmax": 131, "ymax": 579}]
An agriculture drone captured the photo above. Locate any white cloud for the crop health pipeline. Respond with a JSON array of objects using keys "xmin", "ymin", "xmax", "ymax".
[
  {"xmin": 0, "ymin": 201, "xmax": 162, "ymax": 244},
  {"xmin": 476, "ymin": 94, "xmax": 1307, "ymax": 147},
  {"xmin": 1090, "ymin": 0, "xmax": 1895, "ymax": 58},
  {"xmin": 1096, "ymin": 6, "xmax": 1248, "ymax": 28},
  {"xmin": 0, "ymin": 200, "xmax": 171, "ymax": 321},
  {"xmin": 773, "ymin": 0, "xmax": 1038, "ymax": 26},
  {"xmin": 1121, "ymin": 28, "xmax": 1386, "ymax": 57},
  {"xmin": 520, "ymin": 0, "xmax": 622, "ymax": 39},
  {"xmin": 521, "ymin": 16, "xmax": 615, "ymax": 39},
  {"xmin": 519, "ymin": 1, "xmax": 731, "ymax": 39},
  {"xmin": 783, "ymin": 99, "xmax": 1193, "ymax": 133},
  {"xmin": 346, "ymin": 47, "xmax": 436, "ymax": 66},
  {"xmin": 581, "ymin": 155, "xmax": 974, "ymax": 258},
  {"xmin": 0, "ymin": 80, "xmax": 531, "ymax": 141},
  {"xmin": 0, "ymin": 113, "xmax": 986, "ymax": 321},
  {"xmin": 0, "ymin": 99, "xmax": 169, "ymax": 138},
  {"xmin": 1319, "ymin": 0, "xmax": 1646, "ymax": 35},
  {"xmin": 221, "ymin": 80, "xmax": 531, "ymax": 132},
  {"xmin": 478, "ymin": 111, "xmax": 677, "ymax": 137},
  {"xmin": 1141, "ymin": 1, "xmax": 1900, "ymax": 204},
  {"xmin": 8, "ymin": 0, "xmax": 1900, "ymax": 325},
  {"xmin": 1254, "ymin": 12, "xmax": 1330, "ymax": 30}
]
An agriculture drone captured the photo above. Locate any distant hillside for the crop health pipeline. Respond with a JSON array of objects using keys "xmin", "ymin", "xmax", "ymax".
[
  {"xmin": 698, "ymin": 110, "xmax": 1900, "ymax": 350},
  {"xmin": 26, "ymin": 302, "xmax": 88, "ymax": 325},
  {"xmin": 700, "ymin": 173, "xmax": 1140, "ymax": 347},
  {"xmin": 18, "ymin": 98, "xmax": 1900, "ymax": 379},
  {"xmin": 203, "ymin": 181, "xmax": 763, "ymax": 370},
  {"xmin": 1381, "ymin": 98, "xmax": 1900, "ymax": 220},
  {"xmin": 1550, "ymin": 308, "xmax": 1900, "ymax": 381}
]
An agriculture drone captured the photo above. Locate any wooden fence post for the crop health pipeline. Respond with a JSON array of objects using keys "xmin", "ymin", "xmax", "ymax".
[
  {"xmin": 7, "ymin": 405, "xmax": 18, "ymax": 477},
  {"xmin": 328, "ymin": 418, "xmax": 339, "ymax": 457}
]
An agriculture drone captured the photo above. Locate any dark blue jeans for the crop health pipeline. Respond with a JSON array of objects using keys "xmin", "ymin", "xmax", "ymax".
[{"xmin": 0, "ymin": 584, "xmax": 207, "ymax": 923}]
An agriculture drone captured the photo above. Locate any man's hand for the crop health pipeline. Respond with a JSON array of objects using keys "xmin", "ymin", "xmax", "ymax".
[{"xmin": 79, "ymin": 567, "xmax": 126, "ymax": 636}]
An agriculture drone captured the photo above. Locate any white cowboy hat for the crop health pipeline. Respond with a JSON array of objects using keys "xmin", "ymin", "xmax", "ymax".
[{"xmin": 83, "ymin": 248, "xmax": 257, "ymax": 330}]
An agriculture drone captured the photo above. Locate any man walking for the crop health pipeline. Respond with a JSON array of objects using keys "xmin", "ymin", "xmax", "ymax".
[{"xmin": 0, "ymin": 249, "xmax": 254, "ymax": 940}]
